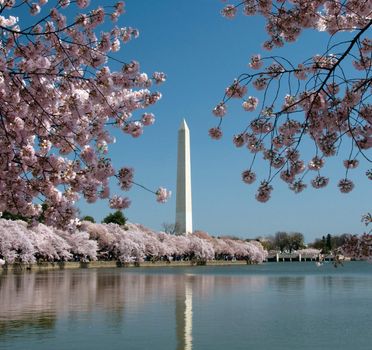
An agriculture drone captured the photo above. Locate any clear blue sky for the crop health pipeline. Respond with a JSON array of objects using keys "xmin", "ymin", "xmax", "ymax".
[{"xmin": 72, "ymin": 0, "xmax": 371, "ymax": 242}]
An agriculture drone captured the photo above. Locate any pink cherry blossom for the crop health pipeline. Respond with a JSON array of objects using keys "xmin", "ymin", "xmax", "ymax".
[
  {"xmin": 343, "ymin": 159, "xmax": 359, "ymax": 169},
  {"xmin": 209, "ymin": 127, "xmax": 223, "ymax": 140},
  {"xmin": 252, "ymin": 77, "xmax": 267, "ymax": 90},
  {"xmin": 225, "ymin": 81, "xmax": 247, "ymax": 98},
  {"xmin": 123, "ymin": 121, "xmax": 144, "ymax": 138},
  {"xmin": 212, "ymin": 103, "xmax": 227, "ymax": 117},
  {"xmin": 141, "ymin": 113, "xmax": 155, "ymax": 126},
  {"xmin": 249, "ymin": 54, "xmax": 263, "ymax": 70},
  {"xmin": 115, "ymin": 2, "xmax": 125, "ymax": 14},
  {"xmin": 221, "ymin": 5, "xmax": 237, "ymax": 19},
  {"xmin": 77, "ymin": 0, "xmax": 90, "ymax": 8},
  {"xmin": 338, "ymin": 179, "xmax": 354, "ymax": 193},
  {"xmin": 255, "ymin": 181, "xmax": 273, "ymax": 202},
  {"xmin": 233, "ymin": 133, "xmax": 246, "ymax": 147},
  {"xmin": 153, "ymin": 72, "xmax": 166, "ymax": 84},
  {"xmin": 242, "ymin": 96, "xmax": 259, "ymax": 111},
  {"xmin": 118, "ymin": 167, "xmax": 134, "ymax": 191},
  {"xmin": 241, "ymin": 170, "xmax": 256, "ymax": 184},
  {"xmin": 156, "ymin": 187, "xmax": 171, "ymax": 203},
  {"xmin": 308, "ymin": 156, "xmax": 325, "ymax": 170},
  {"xmin": 289, "ymin": 180, "xmax": 307, "ymax": 193},
  {"xmin": 109, "ymin": 196, "xmax": 131, "ymax": 210},
  {"xmin": 30, "ymin": 3, "xmax": 41, "ymax": 15},
  {"xmin": 311, "ymin": 176, "xmax": 329, "ymax": 189},
  {"xmin": 280, "ymin": 170, "xmax": 295, "ymax": 184}
]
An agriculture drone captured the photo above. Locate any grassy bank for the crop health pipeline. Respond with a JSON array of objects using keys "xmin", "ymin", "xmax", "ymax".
[{"xmin": 0, "ymin": 259, "xmax": 251, "ymax": 272}]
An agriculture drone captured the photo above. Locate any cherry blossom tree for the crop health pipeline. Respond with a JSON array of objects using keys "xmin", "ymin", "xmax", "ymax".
[
  {"xmin": 0, "ymin": 0, "xmax": 170, "ymax": 229},
  {"xmin": 248, "ymin": 239, "xmax": 269, "ymax": 262},
  {"xmin": 212, "ymin": 0, "xmax": 371, "ymax": 202},
  {"xmin": 0, "ymin": 219, "xmax": 35, "ymax": 263},
  {"xmin": 29, "ymin": 222, "xmax": 72, "ymax": 261},
  {"xmin": 338, "ymin": 213, "xmax": 372, "ymax": 260},
  {"xmin": 0, "ymin": 218, "xmax": 96, "ymax": 263},
  {"xmin": 188, "ymin": 235, "xmax": 215, "ymax": 261},
  {"xmin": 57, "ymin": 228, "xmax": 97, "ymax": 261}
]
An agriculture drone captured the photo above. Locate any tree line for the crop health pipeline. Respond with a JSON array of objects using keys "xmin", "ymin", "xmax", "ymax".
[
  {"xmin": 1, "ymin": 210, "xmax": 127, "ymax": 227},
  {"xmin": 258, "ymin": 231, "xmax": 352, "ymax": 255}
]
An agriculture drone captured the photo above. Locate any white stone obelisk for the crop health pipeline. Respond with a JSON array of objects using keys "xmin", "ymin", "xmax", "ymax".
[{"xmin": 176, "ymin": 119, "xmax": 193, "ymax": 235}]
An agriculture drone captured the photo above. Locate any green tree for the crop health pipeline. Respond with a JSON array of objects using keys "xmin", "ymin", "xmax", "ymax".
[
  {"xmin": 288, "ymin": 232, "xmax": 305, "ymax": 253},
  {"xmin": 310, "ymin": 234, "xmax": 349, "ymax": 253},
  {"xmin": 274, "ymin": 232, "xmax": 290, "ymax": 252},
  {"xmin": 82, "ymin": 216, "xmax": 96, "ymax": 223},
  {"xmin": 1, "ymin": 211, "xmax": 27, "ymax": 221},
  {"xmin": 331, "ymin": 234, "xmax": 349, "ymax": 250},
  {"xmin": 326, "ymin": 234, "xmax": 332, "ymax": 253},
  {"xmin": 257, "ymin": 236, "xmax": 275, "ymax": 251},
  {"xmin": 37, "ymin": 203, "xmax": 49, "ymax": 224},
  {"xmin": 102, "ymin": 211, "xmax": 127, "ymax": 226},
  {"xmin": 309, "ymin": 238, "xmax": 324, "ymax": 251}
]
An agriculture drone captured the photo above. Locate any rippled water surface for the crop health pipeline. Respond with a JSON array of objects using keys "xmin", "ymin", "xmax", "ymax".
[{"xmin": 1, "ymin": 262, "xmax": 372, "ymax": 350}]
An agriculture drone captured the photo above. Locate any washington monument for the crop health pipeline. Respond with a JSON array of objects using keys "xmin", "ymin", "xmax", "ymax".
[{"xmin": 175, "ymin": 119, "xmax": 193, "ymax": 235}]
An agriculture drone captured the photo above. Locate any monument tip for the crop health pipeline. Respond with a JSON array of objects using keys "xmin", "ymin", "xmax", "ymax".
[{"xmin": 179, "ymin": 118, "xmax": 189, "ymax": 130}]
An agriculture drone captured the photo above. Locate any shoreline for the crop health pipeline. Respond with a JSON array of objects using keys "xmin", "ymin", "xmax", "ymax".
[{"xmin": 0, "ymin": 259, "xmax": 252, "ymax": 272}]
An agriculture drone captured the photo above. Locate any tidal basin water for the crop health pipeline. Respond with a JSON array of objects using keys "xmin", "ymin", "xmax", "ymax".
[{"xmin": 1, "ymin": 262, "xmax": 372, "ymax": 350}]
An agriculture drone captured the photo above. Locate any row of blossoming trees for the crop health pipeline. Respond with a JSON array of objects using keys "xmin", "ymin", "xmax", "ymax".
[
  {"xmin": 2, "ymin": 216, "xmax": 371, "ymax": 265},
  {"xmin": 0, "ymin": 219, "xmax": 268, "ymax": 265}
]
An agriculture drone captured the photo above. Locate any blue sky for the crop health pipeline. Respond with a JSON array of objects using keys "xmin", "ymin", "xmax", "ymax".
[
  {"xmin": 23, "ymin": 0, "xmax": 369, "ymax": 242},
  {"xmin": 75, "ymin": 0, "xmax": 371, "ymax": 242}
]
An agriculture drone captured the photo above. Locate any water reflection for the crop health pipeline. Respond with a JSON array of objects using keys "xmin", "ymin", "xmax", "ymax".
[
  {"xmin": 176, "ymin": 275, "xmax": 194, "ymax": 350},
  {"xmin": 3, "ymin": 266, "xmax": 370, "ymax": 350},
  {"xmin": 0, "ymin": 269, "xmax": 265, "ymax": 349},
  {"xmin": 268, "ymin": 276, "xmax": 306, "ymax": 293}
]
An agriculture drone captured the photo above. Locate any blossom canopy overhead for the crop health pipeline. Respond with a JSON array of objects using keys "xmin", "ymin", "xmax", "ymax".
[
  {"xmin": 0, "ymin": 0, "xmax": 170, "ymax": 228},
  {"xmin": 212, "ymin": 0, "xmax": 371, "ymax": 202}
]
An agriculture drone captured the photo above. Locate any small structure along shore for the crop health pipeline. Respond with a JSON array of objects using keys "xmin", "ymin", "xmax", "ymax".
[{"xmin": 266, "ymin": 251, "xmax": 351, "ymax": 262}]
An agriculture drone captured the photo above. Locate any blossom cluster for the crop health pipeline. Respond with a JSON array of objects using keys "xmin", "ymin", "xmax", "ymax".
[
  {"xmin": 337, "ymin": 214, "xmax": 372, "ymax": 260},
  {"xmin": 338, "ymin": 234, "xmax": 372, "ymax": 261},
  {"xmin": 212, "ymin": 1, "xmax": 371, "ymax": 201},
  {"xmin": 0, "ymin": 1, "xmax": 168, "ymax": 228}
]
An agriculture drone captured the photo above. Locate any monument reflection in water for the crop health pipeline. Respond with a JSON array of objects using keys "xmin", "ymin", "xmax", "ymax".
[{"xmin": 176, "ymin": 275, "xmax": 193, "ymax": 350}]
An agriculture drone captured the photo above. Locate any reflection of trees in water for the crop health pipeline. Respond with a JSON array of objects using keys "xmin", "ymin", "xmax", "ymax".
[
  {"xmin": 316, "ymin": 275, "xmax": 368, "ymax": 292},
  {"xmin": 0, "ymin": 269, "xmax": 266, "ymax": 343},
  {"xmin": 0, "ymin": 312, "xmax": 56, "ymax": 337},
  {"xmin": 0, "ymin": 270, "xmax": 175, "ymax": 318},
  {"xmin": 268, "ymin": 276, "xmax": 306, "ymax": 292}
]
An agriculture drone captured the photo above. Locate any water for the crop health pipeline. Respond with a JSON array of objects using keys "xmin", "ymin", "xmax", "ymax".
[{"xmin": 1, "ymin": 262, "xmax": 372, "ymax": 350}]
